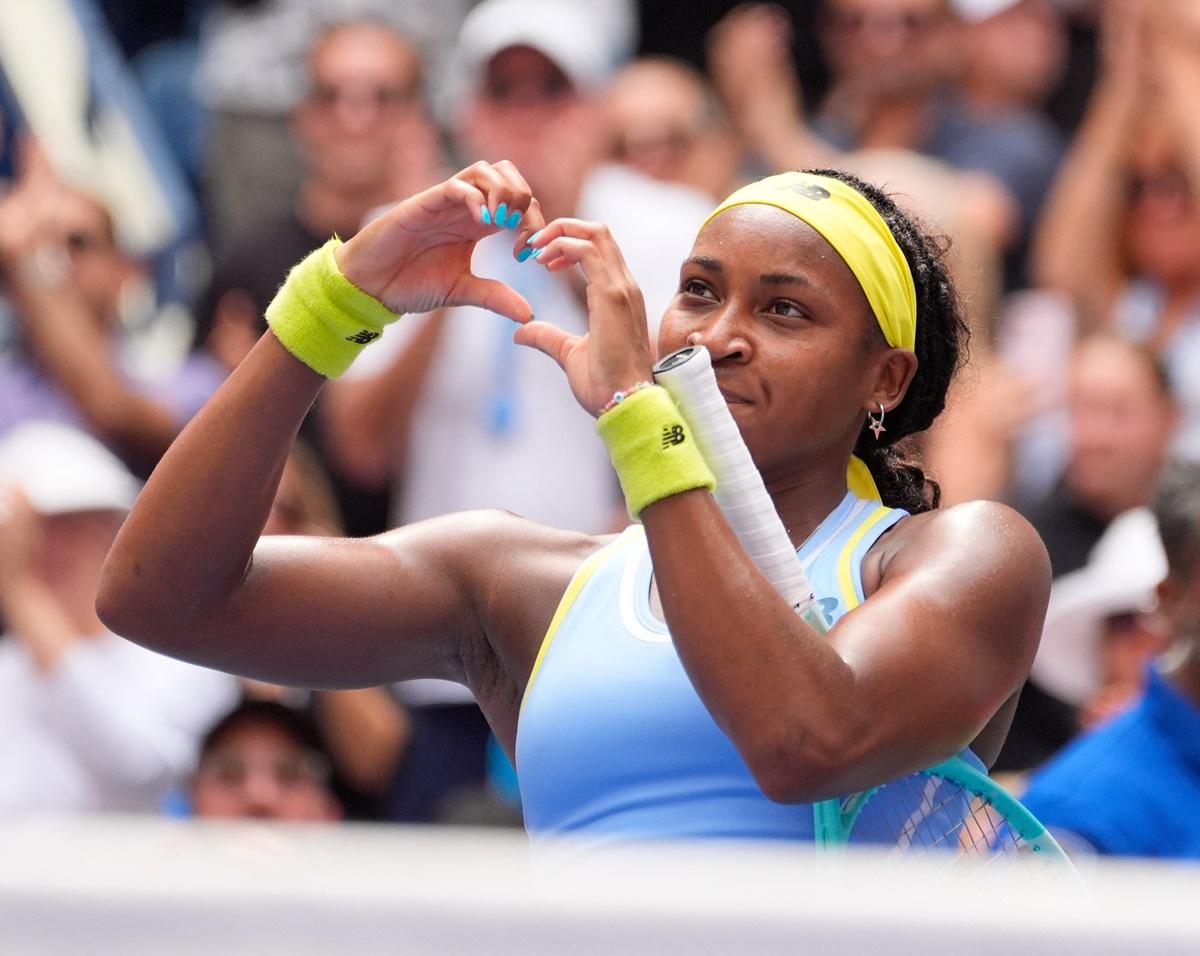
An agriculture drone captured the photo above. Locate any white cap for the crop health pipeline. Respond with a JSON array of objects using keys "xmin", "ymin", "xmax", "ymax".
[
  {"xmin": 952, "ymin": 0, "xmax": 1025, "ymax": 22},
  {"xmin": 1030, "ymin": 508, "xmax": 1168, "ymax": 707},
  {"xmin": 455, "ymin": 0, "xmax": 619, "ymax": 95},
  {"xmin": 0, "ymin": 421, "xmax": 141, "ymax": 516}
]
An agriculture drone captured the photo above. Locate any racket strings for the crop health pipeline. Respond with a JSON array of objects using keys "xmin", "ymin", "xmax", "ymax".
[{"xmin": 851, "ymin": 773, "xmax": 1031, "ymax": 858}]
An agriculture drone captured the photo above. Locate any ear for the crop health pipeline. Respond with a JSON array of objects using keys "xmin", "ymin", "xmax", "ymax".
[{"xmin": 865, "ymin": 347, "xmax": 919, "ymax": 415}]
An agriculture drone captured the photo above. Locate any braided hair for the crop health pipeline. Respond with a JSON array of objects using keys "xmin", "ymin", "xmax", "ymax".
[{"xmin": 806, "ymin": 168, "xmax": 969, "ymax": 514}]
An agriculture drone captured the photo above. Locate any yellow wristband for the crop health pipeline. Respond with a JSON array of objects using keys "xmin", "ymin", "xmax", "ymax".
[
  {"xmin": 596, "ymin": 385, "xmax": 716, "ymax": 519},
  {"xmin": 265, "ymin": 237, "xmax": 401, "ymax": 378}
]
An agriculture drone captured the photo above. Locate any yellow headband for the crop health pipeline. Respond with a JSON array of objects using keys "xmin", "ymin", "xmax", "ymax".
[{"xmin": 702, "ymin": 172, "xmax": 917, "ymax": 352}]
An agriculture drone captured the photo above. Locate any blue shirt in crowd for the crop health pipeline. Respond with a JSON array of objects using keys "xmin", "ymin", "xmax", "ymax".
[{"xmin": 1020, "ymin": 668, "xmax": 1200, "ymax": 860}]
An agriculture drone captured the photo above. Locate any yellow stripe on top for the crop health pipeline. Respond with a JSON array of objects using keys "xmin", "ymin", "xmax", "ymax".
[
  {"xmin": 836, "ymin": 505, "xmax": 894, "ymax": 611},
  {"xmin": 519, "ymin": 530, "xmax": 640, "ymax": 720}
]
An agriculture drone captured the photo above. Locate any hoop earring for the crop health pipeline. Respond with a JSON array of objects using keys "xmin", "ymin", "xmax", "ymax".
[{"xmin": 868, "ymin": 402, "xmax": 887, "ymax": 440}]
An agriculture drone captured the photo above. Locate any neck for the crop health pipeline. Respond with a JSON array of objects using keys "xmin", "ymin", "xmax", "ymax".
[
  {"xmin": 765, "ymin": 455, "xmax": 859, "ymax": 550},
  {"xmin": 296, "ymin": 179, "xmax": 396, "ymax": 239}
]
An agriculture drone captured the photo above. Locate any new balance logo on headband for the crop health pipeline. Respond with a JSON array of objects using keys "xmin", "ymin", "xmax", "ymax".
[
  {"xmin": 781, "ymin": 183, "xmax": 831, "ymax": 202},
  {"xmin": 345, "ymin": 330, "xmax": 381, "ymax": 344},
  {"xmin": 661, "ymin": 424, "xmax": 686, "ymax": 448}
]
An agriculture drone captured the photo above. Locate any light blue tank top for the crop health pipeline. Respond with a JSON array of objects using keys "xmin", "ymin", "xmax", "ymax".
[{"xmin": 516, "ymin": 490, "xmax": 982, "ymax": 848}]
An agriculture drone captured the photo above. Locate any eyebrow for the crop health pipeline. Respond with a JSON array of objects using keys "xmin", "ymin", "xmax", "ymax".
[
  {"xmin": 759, "ymin": 272, "xmax": 810, "ymax": 287},
  {"xmin": 684, "ymin": 255, "xmax": 722, "ymax": 272}
]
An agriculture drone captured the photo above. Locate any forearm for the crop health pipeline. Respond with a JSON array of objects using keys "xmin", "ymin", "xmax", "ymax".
[
  {"xmin": 0, "ymin": 574, "xmax": 74, "ymax": 673},
  {"xmin": 12, "ymin": 284, "xmax": 177, "ymax": 466},
  {"xmin": 641, "ymin": 491, "xmax": 859, "ymax": 801},
  {"xmin": 313, "ymin": 689, "xmax": 410, "ymax": 794},
  {"xmin": 1031, "ymin": 82, "xmax": 1133, "ymax": 317},
  {"xmin": 99, "ymin": 332, "xmax": 324, "ymax": 637}
]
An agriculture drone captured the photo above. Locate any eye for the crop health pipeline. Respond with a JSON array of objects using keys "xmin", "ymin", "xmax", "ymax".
[
  {"xmin": 679, "ymin": 277, "xmax": 716, "ymax": 300},
  {"xmin": 767, "ymin": 298, "xmax": 808, "ymax": 320}
]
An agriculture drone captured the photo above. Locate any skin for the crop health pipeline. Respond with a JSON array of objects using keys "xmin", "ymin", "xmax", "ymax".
[{"xmin": 98, "ymin": 161, "xmax": 1049, "ymax": 804}]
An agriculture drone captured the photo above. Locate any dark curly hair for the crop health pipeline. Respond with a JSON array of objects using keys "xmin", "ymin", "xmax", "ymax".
[{"xmin": 805, "ymin": 168, "xmax": 970, "ymax": 514}]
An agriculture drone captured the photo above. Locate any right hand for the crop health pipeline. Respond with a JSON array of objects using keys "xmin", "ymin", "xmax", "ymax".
[{"xmin": 334, "ymin": 160, "xmax": 545, "ymax": 324}]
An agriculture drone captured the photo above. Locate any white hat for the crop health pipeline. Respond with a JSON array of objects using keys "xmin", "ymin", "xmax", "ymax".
[
  {"xmin": 0, "ymin": 421, "xmax": 141, "ymax": 516},
  {"xmin": 1030, "ymin": 508, "xmax": 1168, "ymax": 707},
  {"xmin": 951, "ymin": 0, "xmax": 1025, "ymax": 22},
  {"xmin": 455, "ymin": 0, "xmax": 620, "ymax": 95}
]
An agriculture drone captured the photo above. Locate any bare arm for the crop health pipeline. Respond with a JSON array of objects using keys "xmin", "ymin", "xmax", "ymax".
[
  {"xmin": 706, "ymin": 4, "xmax": 840, "ymax": 173},
  {"xmin": 644, "ymin": 494, "xmax": 1049, "ymax": 801},
  {"xmin": 98, "ymin": 162, "xmax": 553, "ymax": 693},
  {"xmin": 6, "ymin": 280, "xmax": 178, "ymax": 471},
  {"xmin": 1031, "ymin": 0, "xmax": 1147, "ymax": 323}
]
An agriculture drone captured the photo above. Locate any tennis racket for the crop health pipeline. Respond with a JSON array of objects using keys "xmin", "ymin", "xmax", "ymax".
[{"xmin": 652, "ymin": 345, "xmax": 1069, "ymax": 862}]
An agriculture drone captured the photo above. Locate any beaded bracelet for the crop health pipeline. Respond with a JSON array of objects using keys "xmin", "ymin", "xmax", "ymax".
[{"xmin": 597, "ymin": 381, "xmax": 655, "ymax": 418}]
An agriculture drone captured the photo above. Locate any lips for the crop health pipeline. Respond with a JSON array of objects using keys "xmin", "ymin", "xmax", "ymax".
[{"xmin": 717, "ymin": 385, "xmax": 753, "ymax": 404}]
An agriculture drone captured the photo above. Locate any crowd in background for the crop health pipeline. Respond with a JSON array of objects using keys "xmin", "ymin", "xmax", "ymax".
[{"xmin": 1, "ymin": 0, "xmax": 1198, "ymax": 859}]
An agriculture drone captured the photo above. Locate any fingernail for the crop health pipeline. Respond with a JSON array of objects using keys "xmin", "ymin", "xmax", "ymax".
[
  {"xmin": 530, "ymin": 247, "xmax": 543, "ymax": 259},
  {"xmin": 481, "ymin": 205, "xmax": 491, "ymax": 225},
  {"xmin": 506, "ymin": 209, "xmax": 522, "ymax": 229},
  {"xmin": 526, "ymin": 229, "xmax": 543, "ymax": 246},
  {"xmin": 495, "ymin": 203, "xmax": 508, "ymax": 224},
  {"xmin": 517, "ymin": 247, "xmax": 534, "ymax": 263}
]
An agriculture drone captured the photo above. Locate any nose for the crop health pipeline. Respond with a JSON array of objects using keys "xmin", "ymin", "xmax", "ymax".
[
  {"xmin": 686, "ymin": 303, "xmax": 752, "ymax": 365},
  {"xmin": 239, "ymin": 770, "xmax": 287, "ymax": 819}
]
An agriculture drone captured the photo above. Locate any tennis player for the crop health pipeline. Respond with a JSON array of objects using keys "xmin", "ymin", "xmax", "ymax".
[{"xmin": 98, "ymin": 160, "xmax": 1051, "ymax": 845}]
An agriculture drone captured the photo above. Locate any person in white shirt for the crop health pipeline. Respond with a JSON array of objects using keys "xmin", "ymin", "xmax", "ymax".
[{"xmin": 0, "ymin": 422, "xmax": 238, "ymax": 813}]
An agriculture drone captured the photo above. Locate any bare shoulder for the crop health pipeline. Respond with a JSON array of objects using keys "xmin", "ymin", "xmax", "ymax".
[{"xmin": 873, "ymin": 501, "xmax": 1051, "ymax": 646}]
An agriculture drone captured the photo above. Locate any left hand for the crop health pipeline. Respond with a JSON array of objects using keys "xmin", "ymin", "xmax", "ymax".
[{"xmin": 513, "ymin": 219, "xmax": 656, "ymax": 415}]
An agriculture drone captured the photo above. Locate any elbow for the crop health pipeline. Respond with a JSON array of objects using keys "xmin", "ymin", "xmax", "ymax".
[
  {"xmin": 745, "ymin": 726, "xmax": 854, "ymax": 805},
  {"xmin": 96, "ymin": 549, "xmax": 187, "ymax": 650},
  {"xmin": 95, "ymin": 553, "xmax": 144, "ymax": 640}
]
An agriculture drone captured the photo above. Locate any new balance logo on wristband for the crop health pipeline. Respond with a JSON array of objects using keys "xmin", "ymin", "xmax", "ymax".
[
  {"xmin": 661, "ymin": 424, "xmax": 686, "ymax": 448},
  {"xmin": 345, "ymin": 330, "xmax": 380, "ymax": 344}
]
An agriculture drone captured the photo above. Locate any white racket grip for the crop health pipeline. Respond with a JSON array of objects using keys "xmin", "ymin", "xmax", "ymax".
[{"xmin": 653, "ymin": 346, "xmax": 828, "ymax": 633}]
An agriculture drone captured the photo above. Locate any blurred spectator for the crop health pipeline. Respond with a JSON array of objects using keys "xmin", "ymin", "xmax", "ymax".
[
  {"xmin": 707, "ymin": 0, "xmax": 1064, "ymax": 282},
  {"xmin": 189, "ymin": 700, "xmax": 341, "ymax": 821},
  {"xmin": 321, "ymin": 0, "xmax": 712, "ymax": 823},
  {"xmin": 1020, "ymin": 460, "xmax": 1200, "ymax": 860},
  {"xmin": 206, "ymin": 15, "xmax": 443, "ymax": 535},
  {"xmin": 601, "ymin": 56, "xmax": 743, "ymax": 201},
  {"xmin": 1031, "ymin": 508, "xmax": 1168, "ymax": 733},
  {"xmin": 955, "ymin": 0, "xmax": 1067, "ymax": 115},
  {"xmin": 1033, "ymin": 0, "xmax": 1200, "ymax": 459},
  {"xmin": 197, "ymin": 0, "xmax": 472, "ymax": 252},
  {"xmin": 0, "ymin": 422, "xmax": 238, "ymax": 813},
  {"xmin": 990, "ymin": 335, "xmax": 1178, "ymax": 771},
  {"xmin": 0, "ymin": 140, "xmax": 220, "ymax": 476}
]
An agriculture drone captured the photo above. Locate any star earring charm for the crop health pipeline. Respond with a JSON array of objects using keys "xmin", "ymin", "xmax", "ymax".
[{"xmin": 868, "ymin": 402, "xmax": 887, "ymax": 440}]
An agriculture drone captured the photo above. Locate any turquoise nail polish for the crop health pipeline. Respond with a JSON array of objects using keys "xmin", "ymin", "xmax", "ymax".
[
  {"xmin": 530, "ymin": 247, "xmax": 543, "ymax": 259},
  {"xmin": 481, "ymin": 205, "xmax": 491, "ymax": 225},
  {"xmin": 506, "ymin": 209, "xmax": 522, "ymax": 229},
  {"xmin": 495, "ymin": 203, "xmax": 508, "ymax": 224},
  {"xmin": 526, "ymin": 229, "xmax": 543, "ymax": 246},
  {"xmin": 517, "ymin": 247, "xmax": 533, "ymax": 263}
]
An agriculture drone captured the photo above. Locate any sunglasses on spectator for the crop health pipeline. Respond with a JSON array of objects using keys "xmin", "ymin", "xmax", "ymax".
[
  {"xmin": 828, "ymin": 8, "xmax": 941, "ymax": 34},
  {"xmin": 481, "ymin": 72, "xmax": 573, "ymax": 104},
  {"xmin": 196, "ymin": 751, "xmax": 331, "ymax": 789},
  {"xmin": 308, "ymin": 83, "xmax": 418, "ymax": 112}
]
